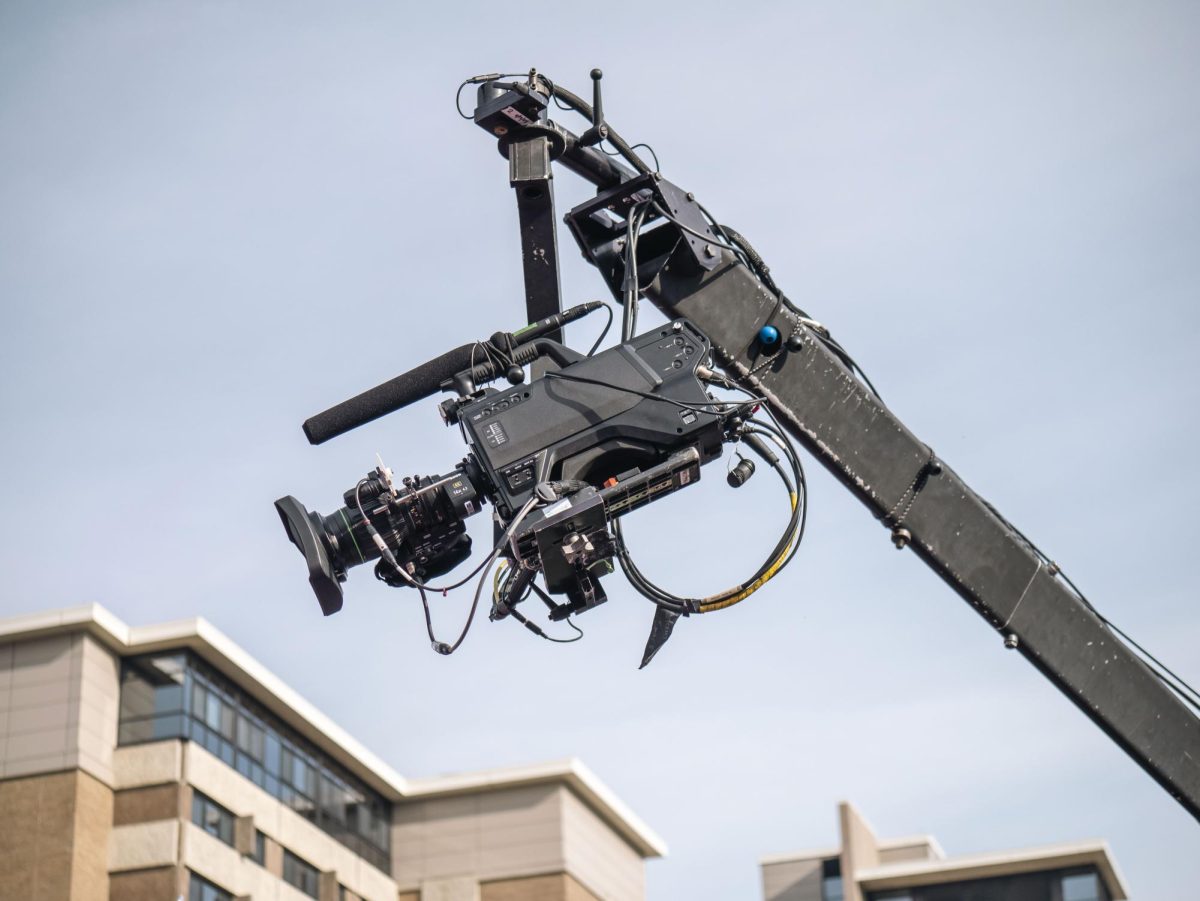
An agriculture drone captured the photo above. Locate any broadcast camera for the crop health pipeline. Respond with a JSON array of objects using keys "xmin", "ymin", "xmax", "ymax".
[{"xmin": 277, "ymin": 305, "xmax": 804, "ymax": 665}]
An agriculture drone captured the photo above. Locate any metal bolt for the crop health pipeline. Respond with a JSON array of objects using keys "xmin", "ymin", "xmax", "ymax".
[
  {"xmin": 891, "ymin": 527, "xmax": 911, "ymax": 550},
  {"xmin": 672, "ymin": 321, "xmax": 683, "ymax": 331},
  {"xmin": 703, "ymin": 243, "xmax": 716, "ymax": 258},
  {"xmin": 1004, "ymin": 633, "xmax": 1019, "ymax": 650},
  {"xmin": 686, "ymin": 192, "xmax": 695, "ymax": 201}
]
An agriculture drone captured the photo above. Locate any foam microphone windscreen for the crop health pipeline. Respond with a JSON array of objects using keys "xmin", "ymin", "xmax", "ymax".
[{"xmin": 302, "ymin": 343, "xmax": 478, "ymax": 444}]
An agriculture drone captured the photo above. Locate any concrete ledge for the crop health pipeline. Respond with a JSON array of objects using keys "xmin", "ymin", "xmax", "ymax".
[{"xmin": 109, "ymin": 820, "xmax": 179, "ymax": 872}]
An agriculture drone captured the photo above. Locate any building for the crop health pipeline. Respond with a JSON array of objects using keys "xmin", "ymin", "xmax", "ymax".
[
  {"xmin": 760, "ymin": 802, "xmax": 1127, "ymax": 901},
  {"xmin": 0, "ymin": 604, "xmax": 665, "ymax": 901}
]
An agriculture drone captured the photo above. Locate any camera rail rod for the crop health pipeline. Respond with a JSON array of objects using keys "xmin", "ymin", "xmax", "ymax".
[{"xmin": 472, "ymin": 78, "xmax": 1200, "ymax": 821}]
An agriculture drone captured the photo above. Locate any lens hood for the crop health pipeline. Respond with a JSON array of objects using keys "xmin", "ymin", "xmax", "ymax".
[{"xmin": 275, "ymin": 496, "xmax": 345, "ymax": 616}]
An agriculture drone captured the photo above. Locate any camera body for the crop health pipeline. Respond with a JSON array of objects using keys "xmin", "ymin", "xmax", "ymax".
[{"xmin": 459, "ymin": 320, "xmax": 723, "ymax": 518}]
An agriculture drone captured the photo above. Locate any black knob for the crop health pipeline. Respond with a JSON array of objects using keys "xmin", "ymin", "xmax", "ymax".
[{"xmin": 727, "ymin": 458, "xmax": 756, "ymax": 488}]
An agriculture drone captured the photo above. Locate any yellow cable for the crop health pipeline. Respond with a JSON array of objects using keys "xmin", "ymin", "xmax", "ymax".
[{"xmin": 698, "ymin": 492, "xmax": 799, "ymax": 613}]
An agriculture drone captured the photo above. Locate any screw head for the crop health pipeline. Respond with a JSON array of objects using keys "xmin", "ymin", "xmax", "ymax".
[{"xmin": 1004, "ymin": 633, "xmax": 1019, "ymax": 650}]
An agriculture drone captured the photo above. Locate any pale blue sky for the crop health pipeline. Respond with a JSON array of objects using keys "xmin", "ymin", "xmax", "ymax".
[{"xmin": 2, "ymin": 2, "xmax": 1198, "ymax": 898}]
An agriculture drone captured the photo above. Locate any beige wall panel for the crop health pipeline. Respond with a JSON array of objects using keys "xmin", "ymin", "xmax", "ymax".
[
  {"xmin": 10, "ymin": 635, "xmax": 76, "ymax": 686},
  {"xmin": 185, "ymin": 822, "xmax": 247, "ymax": 893},
  {"xmin": 184, "ymin": 744, "xmax": 397, "ymax": 901},
  {"xmin": 6, "ymin": 678, "xmax": 72, "ymax": 712},
  {"xmin": 761, "ymin": 858, "xmax": 824, "ymax": 901},
  {"xmin": 3, "ymin": 751, "xmax": 68, "ymax": 779},
  {"xmin": 479, "ymin": 873, "xmax": 595, "ymax": 901},
  {"xmin": 420, "ymin": 875, "xmax": 480, "ymax": 901},
  {"xmin": 563, "ymin": 873, "xmax": 603, "ymax": 901},
  {"xmin": 0, "ymin": 635, "xmax": 120, "ymax": 786},
  {"xmin": 113, "ymin": 740, "xmax": 183, "ymax": 788},
  {"xmin": 73, "ymin": 637, "xmax": 119, "ymax": 785},
  {"xmin": 0, "ymin": 770, "xmax": 111, "ymax": 901},
  {"xmin": 6, "ymin": 726, "xmax": 71, "ymax": 762},
  {"xmin": 876, "ymin": 840, "xmax": 938, "ymax": 864},
  {"xmin": 392, "ymin": 786, "xmax": 566, "ymax": 890},
  {"xmin": 113, "ymin": 783, "xmax": 183, "ymax": 825},
  {"xmin": 838, "ymin": 801, "xmax": 879, "ymax": 901},
  {"xmin": 79, "ymin": 635, "xmax": 119, "ymax": 687},
  {"xmin": 559, "ymin": 789, "xmax": 643, "ymax": 901},
  {"xmin": 109, "ymin": 866, "xmax": 181, "ymax": 901},
  {"xmin": 109, "ymin": 819, "xmax": 179, "ymax": 871},
  {"xmin": 6, "ymin": 699, "xmax": 72, "ymax": 734},
  {"xmin": 71, "ymin": 770, "xmax": 113, "ymax": 901},
  {"xmin": 238, "ymin": 862, "xmax": 288, "ymax": 901}
]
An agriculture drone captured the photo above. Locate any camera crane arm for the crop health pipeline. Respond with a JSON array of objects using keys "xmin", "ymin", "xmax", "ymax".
[{"xmin": 471, "ymin": 71, "xmax": 1200, "ymax": 821}]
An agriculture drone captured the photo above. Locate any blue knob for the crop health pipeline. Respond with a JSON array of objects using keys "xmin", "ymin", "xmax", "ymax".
[{"xmin": 758, "ymin": 324, "xmax": 780, "ymax": 346}]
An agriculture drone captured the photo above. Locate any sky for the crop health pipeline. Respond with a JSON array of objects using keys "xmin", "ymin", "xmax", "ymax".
[{"xmin": 2, "ymin": 1, "xmax": 1199, "ymax": 898}]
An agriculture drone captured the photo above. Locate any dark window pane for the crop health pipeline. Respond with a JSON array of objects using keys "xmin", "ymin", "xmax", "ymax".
[
  {"xmin": 192, "ymin": 682, "xmax": 206, "ymax": 719},
  {"xmin": 247, "ymin": 829, "xmax": 267, "ymax": 866},
  {"xmin": 155, "ymin": 683, "xmax": 184, "ymax": 714},
  {"xmin": 191, "ymin": 792, "xmax": 235, "ymax": 847},
  {"xmin": 1063, "ymin": 873, "xmax": 1101, "ymax": 901},
  {"xmin": 822, "ymin": 875, "xmax": 844, "ymax": 901},
  {"xmin": 188, "ymin": 871, "xmax": 233, "ymax": 901},
  {"xmin": 205, "ymin": 692, "xmax": 221, "ymax": 731},
  {"xmin": 283, "ymin": 849, "xmax": 321, "ymax": 899},
  {"xmin": 151, "ymin": 713, "xmax": 185, "ymax": 740}
]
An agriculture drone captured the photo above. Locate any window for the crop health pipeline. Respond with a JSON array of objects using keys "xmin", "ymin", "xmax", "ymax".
[
  {"xmin": 246, "ymin": 829, "xmax": 267, "ymax": 866},
  {"xmin": 188, "ymin": 872, "xmax": 233, "ymax": 901},
  {"xmin": 1062, "ymin": 872, "xmax": 1103, "ymax": 901},
  {"xmin": 191, "ymin": 791, "xmax": 235, "ymax": 847},
  {"xmin": 118, "ymin": 651, "xmax": 392, "ymax": 871},
  {"xmin": 283, "ymin": 849, "xmax": 321, "ymax": 899},
  {"xmin": 821, "ymin": 858, "xmax": 844, "ymax": 901}
]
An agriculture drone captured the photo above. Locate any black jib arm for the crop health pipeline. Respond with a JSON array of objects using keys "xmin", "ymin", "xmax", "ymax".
[{"xmin": 472, "ymin": 71, "xmax": 1200, "ymax": 821}]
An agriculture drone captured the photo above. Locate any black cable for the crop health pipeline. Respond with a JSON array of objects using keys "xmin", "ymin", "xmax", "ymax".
[
  {"xmin": 603, "ymin": 140, "xmax": 660, "ymax": 172},
  {"xmin": 613, "ymin": 403, "xmax": 806, "ymax": 613},
  {"xmin": 587, "ymin": 303, "xmax": 615, "ymax": 356},
  {"xmin": 455, "ymin": 72, "xmax": 531, "ymax": 119},
  {"xmin": 409, "ymin": 498, "xmax": 540, "ymax": 655},
  {"xmin": 650, "ymin": 201, "xmax": 739, "ymax": 253},
  {"xmin": 622, "ymin": 202, "xmax": 650, "ymax": 342},
  {"xmin": 541, "ymin": 369, "xmax": 764, "ymax": 415}
]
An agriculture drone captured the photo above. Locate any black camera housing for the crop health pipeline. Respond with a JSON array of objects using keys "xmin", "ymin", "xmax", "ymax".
[{"xmin": 459, "ymin": 320, "xmax": 723, "ymax": 519}]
